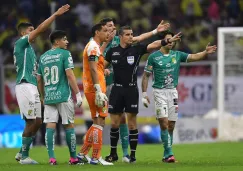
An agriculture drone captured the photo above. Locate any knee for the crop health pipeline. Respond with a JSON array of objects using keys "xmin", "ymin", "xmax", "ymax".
[
  {"xmin": 168, "ymin": 122, "xmax": 175, "ymax": 132},
  {"xmin": 128, "ymin": 121, "xmax": 137, "ymax": 130},
  {"xmin": 111, "ymin": 119, "xmax": 120, "ymax": 128},
  {"xmin": 120, "ymin": 113, "xmax": 126, "ymax": 124},
  {"xmin": 158, "ymin": 118, "xmax": 168, "ymax": 130},
  {"xmin": 36, "ymin": 118, "xmax": 42, "ymax": 127}
]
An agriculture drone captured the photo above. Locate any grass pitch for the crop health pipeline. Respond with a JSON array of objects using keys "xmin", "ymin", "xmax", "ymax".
[{"xmin": 0, "ymin": 142, "xmax": 243, "ymax": 171}]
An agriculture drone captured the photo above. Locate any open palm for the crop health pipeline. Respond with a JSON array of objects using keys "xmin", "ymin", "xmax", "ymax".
[
  {"xmin": 55, "ymin": 4, "xmax": 70, "ymax": 16},
  {"xmin": 206, "ymin": 43, "xmax": 217, "ymax": 54},
  {"xmin": 157, "ymin": 20, "xmax": 170, "ymax": 33}
]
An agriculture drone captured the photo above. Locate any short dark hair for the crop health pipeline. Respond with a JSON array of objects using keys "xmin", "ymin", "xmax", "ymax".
[
  {"xmin": 91, "ymin": 22, "xmax": 107, "ymax": 37},
  {"xmin": 17, "ymin": 22, "xmax": 33, "ymax": 33},
  {"xmin": 158, "ymin": 30, "xmax": 174, "ymax": 39},
  {"xmin": 49, "ymin": 30, "xmax": 67, "ymax": 44},
  {"xmin": 99, "ymin": 17, "xmax": 116, "ymax": 24},
  {"xmin": 118, "ymin": 25, "xmax": 132, "ymax": 35}
]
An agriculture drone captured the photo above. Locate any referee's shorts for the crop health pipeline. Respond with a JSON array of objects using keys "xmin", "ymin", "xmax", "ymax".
[{"xmin": 108, "ymin": 83, "xmax": 139, "ymax": 114}]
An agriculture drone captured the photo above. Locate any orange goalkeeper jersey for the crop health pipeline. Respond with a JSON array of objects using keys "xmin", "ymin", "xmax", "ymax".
[{"xmin": 82, "ymin": 39, "xmax": 106, "ymax": 93}]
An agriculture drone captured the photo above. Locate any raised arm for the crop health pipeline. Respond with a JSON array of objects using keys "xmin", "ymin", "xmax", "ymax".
[
  {"xmin": 187, "ymin": 43, "xmax": 217, "ymax": 62},
  {"xmin": 29, "ymin": 4, "xmax": 70, "ymax": 42},
  {"xmin": 147, "ymin": 32, "xmax": 182, "ymax": 52},
  {"xmin": 132, "ymin": 20, "xmax": 170, "ymax": 43}
]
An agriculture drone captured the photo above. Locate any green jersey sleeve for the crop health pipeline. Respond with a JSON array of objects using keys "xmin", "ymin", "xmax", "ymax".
[
  {"xmin": 63, "ymin": 51, "xmax": 74, "ymax": 70},
  {"xmin": 144, "ymin": 54, "xmax": 154, "ymax": 73},
  {"xmin": 17, "ymin": 35, "xmax": 30, "ymax": 48},
  {"xmin": 178, "ymin": 51, "xmax": 189, "ymax": 62}
]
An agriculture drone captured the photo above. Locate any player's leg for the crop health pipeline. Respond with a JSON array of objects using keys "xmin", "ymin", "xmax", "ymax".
[
  {"xmin": 105, "ymin": 113, "xmax": 122, "ymax": 162},
  {"xmin": 58, "ymin": 99, "xmax": 84, "ymax": 165},
  {"xmin": 125, "ymin": 86, "xmax": 139, "ymax": 163},
  {"xmin": 119, "ymin": 113, "xmax": 129, "ymax": 161},
  {"xmin": 90, "ymin": 103, "xmax": 113, "ymax": 165},
  {"xmin": 44, "ymin": 105, "xmax": 58, "ymax": 165},
  {"xmin": 105, "ymin": 86, "xmax": 124, "ymax": 162},
  {"xmin": 153, "ymin": 88, "xmax": 174, "ymax": 163},
  {"xmin": 15, "ymin": 84, "xmax": 38, "ymax": 164},
  {"xmin": 78, "ymin": 93, "xmax": 96, "ymax": 163}
]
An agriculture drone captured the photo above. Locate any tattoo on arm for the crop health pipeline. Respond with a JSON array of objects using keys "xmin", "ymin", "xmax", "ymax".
[{"xmin": 142, "ymin": 72, "xmax": 151, "ymax": 92}]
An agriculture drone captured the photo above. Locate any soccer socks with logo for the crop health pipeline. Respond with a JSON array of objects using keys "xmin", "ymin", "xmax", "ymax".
[
  {"xmin": 110, "ymin": 128, "xmax": 119, "ymax": 155},
  {"xmin": 21, "ymin": 137, "xmax": 33, "ymax": 159},
  {"xmin": 92, "ymin": 125, "xmax": 103, "ymax": 159},
  {"xmin": 129, "ymin": 129, "xmax": 138, "ymax": 158},
  {"xmin": 65, "ymin": 128, "xmax": 77, "ymax": 158},
  {"xmin": 45, "ymin": 128, "xmax": 56, "ymax": 159},
  {"xmin": 80, "ymin": 125, "xmax": 94, "ymax": 155},
  {"xmin": 19, "ymin": 136, "xmax": 35, "ymax": 155},
  {"xmin": 119, "ymin": 124, "xmax": 129, "ymax": 156},
  {"xmin": 161, "ymin": 129, "xmax": 173, "ymax": 158}
]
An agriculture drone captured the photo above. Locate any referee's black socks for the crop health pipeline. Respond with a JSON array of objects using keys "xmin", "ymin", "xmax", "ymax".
[
  {"xmin": 110, "ymin": 128, "xmax": 119, "ymax": 154},
  {"xmin": 129, "ymin": 129, "xmax": 138, "ymax": 157}
]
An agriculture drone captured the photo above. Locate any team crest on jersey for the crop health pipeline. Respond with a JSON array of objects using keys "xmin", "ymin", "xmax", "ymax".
[
  {"xmin": 172, "ymin": 57, "xmax": 177, "ymax": 64},
  {"xmin": 127, "ymin": 56, "xmax": 134, "ymax": 65}
]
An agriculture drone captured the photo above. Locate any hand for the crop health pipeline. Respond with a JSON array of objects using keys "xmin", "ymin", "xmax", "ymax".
[
  {"xmin": 76, "ymin": 92, "xmax": 83, "ymax": 107},
  {"xmin": 95, "ymin": 91, "xmax": 108, "ymax": 107},
  {"xmin": 104, "ymin": 69, "xmax": 111, "ymax": 76},
  {"xmin": 94, "ymin": 84, "xmax": 108, "ymax": 107},
  {"xmin": 142, "ymin": 92, "xmax": 150, "ymax": 108},
  {"xmin": 156, "ymin": 20, "xmax": 170, "ymax": 33},
  {"xmin": 54, "ymin": 4, "xmax": 70, "ymax": 16},
  {"xmin": 205, "ymin": 43, "xmax": 217, "ymax": 54},
  {"xmin": 107, "ymin": 30, "xmax": 116, "ymax": 42},
  {"xmin": 168, "ymin": 32, "xmax": 182, "ymax": 43}
]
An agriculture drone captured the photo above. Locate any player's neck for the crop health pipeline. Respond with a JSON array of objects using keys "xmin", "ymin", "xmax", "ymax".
[
  {"xmin": 160, "ymin": 48, "xmax": 170, "ymax": 54},
  {"xmin": 52, "ymin": 45, "xmax": 60, "ymax": 49},
  {"xmin": 93, "ymin": 37, "xmax": 102, "ymax": 45}
]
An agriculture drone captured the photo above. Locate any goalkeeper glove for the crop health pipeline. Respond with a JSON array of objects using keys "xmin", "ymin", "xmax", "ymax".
[
  {"xmin": 94, "ymin": 84, "xmax": 108, "ymax": 107},
  {"xmin": 142, "ymin": 92, "xmax": 150, "ymax": 108},
  {"xmin": 76, "ymin": 92, "xmax": 83, "ymax": 107}
]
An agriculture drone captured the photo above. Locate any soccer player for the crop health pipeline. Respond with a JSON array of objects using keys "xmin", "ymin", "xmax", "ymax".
[
  {"xmin": 104, "ymin": 26, "xmax": 181, "ymax": 163},
  {"xmin": 99, "ymin": 18, "xmax": 170, "ymax": 163},
  {"xmin": 37, "ymin": 30, "xmax": 83, "ymax": 165},
  {"xmin": 141, "ymin": 30, "xmax": 217, "ymax": 162},
  {"xmin": 13, "ymin": 4, "xmax": 70, "ymax": 164},
  {"xmin": 77, "ymin": 22, "xmax": 113, "ymax": 165}
]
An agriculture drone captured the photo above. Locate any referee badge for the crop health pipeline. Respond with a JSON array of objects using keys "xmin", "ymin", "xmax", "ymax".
[{"xmin": 127, "ymin": 56, "xmax": 134, "ymax": 65}]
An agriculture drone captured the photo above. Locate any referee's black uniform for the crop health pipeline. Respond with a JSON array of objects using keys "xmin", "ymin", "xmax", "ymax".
[{"xmin": 105, "ymin": 43, "xmax": 148, "ymax": 114}]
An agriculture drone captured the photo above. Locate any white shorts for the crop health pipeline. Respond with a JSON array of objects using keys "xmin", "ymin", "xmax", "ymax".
[
  {"xmin": 153, "ymin": 88, "xmax": 178, "ymax": 121},
  {"xmin": 44, "ymin": 98, "xmax": 75, "ymax": 125},
  {"xmin": 15, "ymin": 83, "xmax": 41, "ymax": 120}
]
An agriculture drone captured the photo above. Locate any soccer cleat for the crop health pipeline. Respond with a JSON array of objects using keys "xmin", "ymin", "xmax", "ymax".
[
  {"xmin": 129, "ymin": 156, "xmax": 136, "ymax": 163},
  {"xmin": 15, "ymin": 152, "xmax": 22, "ymax": 161},
  {"xmin": 19, "ymin": 157, "xmax": 38, "ymax": 164},
  {"xmin": 77, "ymin": 153, "xmax": 91, "ymax": 163},
  {"xmin": 122, "ymin": 155, "xmax": 130, "ymax": 163},
  {"xmin": 162, "ymin": 155, "xmax": 176, "ymax": 163},
  {"xmin": 105, "ymin": 153, "xmax": 118, "ymax": 162},
  {"xmin": 69, "ymin": 158, "xmax": 84, "ymax": 165},
  {"xmin": 49, "ymin": 158, "xmax": 57, "ymax": 165},
  {"xmin": 90, "ymin": 157, "xmax": 114, "ymax": 165}
]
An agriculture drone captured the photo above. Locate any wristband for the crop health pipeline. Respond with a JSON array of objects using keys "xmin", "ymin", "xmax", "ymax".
[
  {"xmin": 152, "ymin": 29, "xmax": 158, "ymax": 35},
  {"xmin": 142, "ymin": 92, "xmax": 148, "ymax": 98},
  {"xmin": 94, "ymin": 84, "xmax": 101, "ymax": 92}
]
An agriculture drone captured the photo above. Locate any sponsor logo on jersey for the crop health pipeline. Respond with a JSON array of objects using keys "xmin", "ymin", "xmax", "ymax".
[
  {"xmin": 155, "ymin": 56, "xmax": 162, "ymax": 60},
  {"xmin": 127, "ymin": 56, "xmax": 134, "ymax": 65},
  {"xmin": 166, "ymin": 63, "xmax": 171, "ymax": 67},
  {"xmin": 158, "ymin": 61, "xmax": 163, "ymax": 65},
  {"xmin": 112, "ymin": 60, "xmax": 118, "ymax": 64},
  {"xmin": 112, "ymin": 52, "xmax": 120, "ymax": 56}
]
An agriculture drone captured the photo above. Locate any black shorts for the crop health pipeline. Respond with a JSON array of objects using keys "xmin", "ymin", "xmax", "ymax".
[{"xmin": 108, "ymin": 85, "xmax": 139, "ymax": 114}]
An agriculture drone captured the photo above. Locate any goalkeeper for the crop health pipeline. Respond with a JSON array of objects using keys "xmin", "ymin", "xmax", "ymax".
[{"xmin": 141, "ymin": 30, "xmax": 217, "ymax": 163}]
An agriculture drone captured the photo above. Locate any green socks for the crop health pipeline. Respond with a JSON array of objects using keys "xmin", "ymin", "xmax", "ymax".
[
  {"xmin": 119, "ymin": 124, "xmax": 129, "ymax": 156},
  {"xmin": 65, "ymin": 128, "xmax": 77, "ymax": 158},
  {"xmin": 161, "ymin": 129, "xmax": 173, "ymax": 158},
  {"xmin": 169, "ymin": 132, "xmax": 173, "ymax": 145},
  {"xmin": 21, "ymin": 137, "xmax": 33, "ymax": 159},
  {"xmin": 45, "ymin": 128, "xmax": 55, "ymax": 159}
]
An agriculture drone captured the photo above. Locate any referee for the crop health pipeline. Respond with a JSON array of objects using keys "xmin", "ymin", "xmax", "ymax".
[{"xmin": 104, "ymin": 26, "xmax": 181, "ymax": 163}]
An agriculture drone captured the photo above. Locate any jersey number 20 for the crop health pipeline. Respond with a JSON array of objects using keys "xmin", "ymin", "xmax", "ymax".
[{"xmin": 44, "ymin": 66, "xmax": 59, "ymax": 86}]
